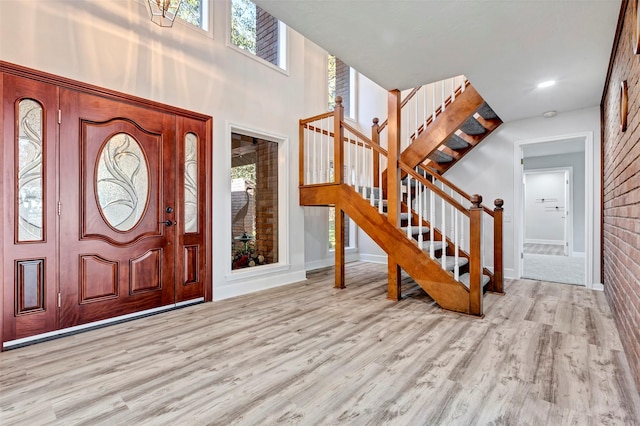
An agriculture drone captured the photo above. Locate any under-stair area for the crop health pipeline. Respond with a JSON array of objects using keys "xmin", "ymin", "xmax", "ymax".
[{"xmin": 299, "ymin": 76, "xmax": 504, "ymax": 316}]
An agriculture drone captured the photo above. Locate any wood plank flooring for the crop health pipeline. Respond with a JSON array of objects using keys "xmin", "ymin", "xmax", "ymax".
[{"xmin": 1, "ymin": 261, "xmax": 639, "ymax": 425}]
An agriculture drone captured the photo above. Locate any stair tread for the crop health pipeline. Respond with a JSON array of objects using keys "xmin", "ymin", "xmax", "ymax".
[
  {"xmin": 429, "ymin": 150, "xmax": 453, "ymax": 164},
  {"xmin": 400, "ymin": 226, "xmax": 430, "ymax": 235},
  {"xmin": 459, "ymin": 273, "xmax": 491, "ymax": 290},
  {"xmin": 444, "ymin": 134, "xmax": 470, "ymax": 150},
  {"xmin": 477, "ymin": 102, "xmax": 499, "ymax": 120},
  {"xmin": 426, "ymin": 254, "xmax": 468, "ymax": 271},
  {"xmin": 460, "ymin": 117, "xmax": 486, "ymax": 135}
]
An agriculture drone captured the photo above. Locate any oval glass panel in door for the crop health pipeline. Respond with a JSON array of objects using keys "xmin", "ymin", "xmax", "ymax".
[
  {"xmin": 18, "ymin": 99, "xmax": 44, "ymax": 242},
  {"xmin": 184, "ymin": 132, "xmax": 198, "ymax": 233},
  {"xmin": 96, "ymin": 133, "xmax": 149, "ymax": 231}
]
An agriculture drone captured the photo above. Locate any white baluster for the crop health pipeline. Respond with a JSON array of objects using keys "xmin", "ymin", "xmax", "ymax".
[
  {"xmin": 441, "ymin": 182, "xmax": 447, "ymax": 270},
  {"xmin": 423, "ymin": 86, "xmax": 427, "ymax": 134},
  {"xmin": 369, "ymin": 148, "xmax": 375, "ymax": 206},
  {"xmin": 378, "ymin": 156, "xmax": 383, "ymax": 214},
  {"xmin": 406, "ymin": 173, "xmax": 412, "ymax": 240},
  {"xmin": 418, "ymin": 169, "xmax": 423, "ymax": 250},
  {"xmin": 432, "ymin": 84, "xmax": 437, "ymax": 122},
  {"xmin": 454, "ymin": 209, "xmax": 459, "ymax": 280},
  {"xmin": 429, "ymin": 190, "xmax": 435, "ymax": 259},
  {"xmin": 441, "ymin": 80, "xmax": 446, "ymax": 112},
  {"xmin": 461, "ymin": 75, "xmax": 466, "ymax": 93},
  {"xmin": 451, "ymin": 77, "xmax": 455, "ymax": 102}
]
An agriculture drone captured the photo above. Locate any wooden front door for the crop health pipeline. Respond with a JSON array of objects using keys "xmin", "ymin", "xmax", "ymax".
[
  {"xmin": 58, "ymin": 90, "xmax": 178, "ymax": 327},
  {"xmin": 2, "ymin": 63, "xmax": 211, "ymax": 347}
]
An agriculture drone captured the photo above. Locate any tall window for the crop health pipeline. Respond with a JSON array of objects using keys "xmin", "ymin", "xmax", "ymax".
[
  {"xmin": 230, "ymin": 0, "xmax": 287, "ymax": 69},
  {"xmin": 328, "ymin": 55, "xmax": 353, "ymax": 117},
  {"xmin": 231, "ymin": 133, "xmax": 279, "ymax": 269},
  {"xmin": 178, "ymin": 0, "xmax": 210, "ymax": 31}
]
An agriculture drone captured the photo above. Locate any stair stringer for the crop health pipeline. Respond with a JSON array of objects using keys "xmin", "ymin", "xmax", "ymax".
[{"xmin": 331, "ymin": 184, "xmax": 472, "ymax": 314}]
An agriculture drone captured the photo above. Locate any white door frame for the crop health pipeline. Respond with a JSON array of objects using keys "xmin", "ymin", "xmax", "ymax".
[
  {"xmin": 523, "ymin": 167, "xmax": 573, "ymax": 256},
  {"xmin": 514, "ymin": 131, "xmax": 598, "ymax": 289}
]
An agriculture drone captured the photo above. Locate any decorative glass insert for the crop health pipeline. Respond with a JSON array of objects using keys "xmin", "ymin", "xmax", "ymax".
[
  {"xmin": 184, "ymin": 132, "xmax": 198, "ymax": 233},
  {"xmin": 18, "ymin": 99, "xmax": 44, "ymax": 242},
  {"xmin": 96, "ymin": 133, "xmax": 149, "ymax": 231}
]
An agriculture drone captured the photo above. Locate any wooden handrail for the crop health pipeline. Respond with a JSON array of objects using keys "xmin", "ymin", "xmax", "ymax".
[
  {"xmin": 342, "ymin": 121, "xmax": 389, "ymax": 157},
  {"xmin": 398, "ymin": 160, "xmax": 469, "ymax": 215},
  {"xmin": 378, "ymin": 80, "xmax": 470, "ymax": 134},
  {"xmin": 419, "ymin": 164, "xmax": 494, "ymax": 216},
  {"xmin": 300, "ymin": 110, "xmax": 334, "ymax": 125},
  {"xmin": 303, "ymin": 124, "xmax": 334, "ymax": 138}
]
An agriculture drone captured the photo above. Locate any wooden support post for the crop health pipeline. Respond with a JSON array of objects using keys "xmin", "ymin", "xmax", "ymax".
[
  {"xmin": 387, "ymin": 90, "xmax": 402, "ymax": 300},
  {"xmin": 469, "ymin": 194, "xmax": 483, "ymax": 316},
  {"xmin": 335, "ymin": 206, "xmax": 346, "ymax": 289},
  {"xmin": 333, "ymin": 97, "xmax": 345, "ymax": 289},
  {"xmin": 371, "ymin": 117, "xmax": 380, "ymax": 187},
  {"xmin": 298, "ymin": 119, "xmax": 305, "ymax": 186},
  {"xmin": 333, "ymin": 96, "xmax": 344, "ymax": 184},
  {"xmin": 492, "ymin": 198, "xmax": 504, "ymax": 294}
]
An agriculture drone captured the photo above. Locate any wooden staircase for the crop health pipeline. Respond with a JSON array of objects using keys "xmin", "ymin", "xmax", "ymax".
[{"xmin": 299, "ymin": 77, "xmax": 504, "ymax": 316}]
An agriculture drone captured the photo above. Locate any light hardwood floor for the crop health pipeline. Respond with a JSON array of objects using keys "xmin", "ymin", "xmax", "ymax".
[{"xmin": 1, "ymin": 262, "xmax": 639, "ymax": 425}]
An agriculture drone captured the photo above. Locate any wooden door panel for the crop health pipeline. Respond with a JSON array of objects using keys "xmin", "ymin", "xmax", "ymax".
[
  {"xmin": 2, "ymin": 74, "xmax": 59, "ymax": 343},
  {"xmin": 175, "ymin": 116, "xmax": 209, "ymax": 302},
  {"xmin": 59, "ymin": 89, "xmax": 176, "ymax": 328}
]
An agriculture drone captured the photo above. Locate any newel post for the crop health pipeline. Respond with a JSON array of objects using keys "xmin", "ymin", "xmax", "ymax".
[
  {"xmin": 469, "ymin": 194, "xmax": 483, "ymax": 316},
  {"xmin": 387, "ymin": 90, "xmax": 402, "ymax": 300},
  {"xmin": 492, "ymin": 199, "xmax": 504, "ymax": 294},
  {"xmin": 333, "ymin": 97, "xmax": 345, "ymax": 289},
  {"xmin": 371, "ymin": 117, "xmax": 380, "ymax": 187}
]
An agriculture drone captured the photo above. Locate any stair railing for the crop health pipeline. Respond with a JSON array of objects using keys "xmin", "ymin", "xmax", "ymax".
[
  {"xmin": 299, "ymin": 111, "xmax": 335, "ymax": 186},
  {"xmin": 415, "ymin": 165, "xmax": 504, "ymax": 293}
]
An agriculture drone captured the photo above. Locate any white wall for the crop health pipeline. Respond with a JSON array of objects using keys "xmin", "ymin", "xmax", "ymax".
[
  {"xmin": 445, "ymin": 106, "xmax": 601, "ymax": 284},
  {"xmin": 0, "ymin": 0, "xmax": 330, "ymax": 299}
]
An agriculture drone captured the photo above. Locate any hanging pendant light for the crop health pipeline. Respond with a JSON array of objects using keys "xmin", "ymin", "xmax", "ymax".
[{"xmin": 147, "ymin": 0, "xmax": 184, "ymax": 27}]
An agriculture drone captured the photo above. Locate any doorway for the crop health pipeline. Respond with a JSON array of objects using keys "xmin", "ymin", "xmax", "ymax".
[
  {"xmin": 516, "ymin": 135, "xmax": 589, "ymax": 286},
  {"xmin": 1, "ymin": 67, "xmax": 212, "ymax": 348}
]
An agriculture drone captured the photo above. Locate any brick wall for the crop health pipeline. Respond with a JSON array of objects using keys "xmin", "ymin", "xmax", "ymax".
[
  {"xmin": 256, "ymin": 6, "xmax": 278, "ymax": 66},
  {"xmin": 336, "ymin": 58, "xmax": 350, "ymax": 116},
  {"xmin": 255, "ymin": 139, "xmax": 278, "ymax": 263},
  {"xmin": 601, "ymin": 0, "xmax": 640, "ymax": 391}
]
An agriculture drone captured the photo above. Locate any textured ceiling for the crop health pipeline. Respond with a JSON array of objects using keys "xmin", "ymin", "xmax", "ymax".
[{"xmin": 254, "ymin": 0, "xmax": 621, "ymax": 122}]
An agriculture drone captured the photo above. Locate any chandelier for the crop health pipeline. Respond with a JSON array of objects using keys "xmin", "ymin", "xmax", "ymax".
[{"xmin": 147, "ymin": 0, "xmax": 184, "ymax": 27}]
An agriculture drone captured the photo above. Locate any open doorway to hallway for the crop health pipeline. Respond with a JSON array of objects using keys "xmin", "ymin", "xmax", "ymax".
[{"xmin": 519, "ymin": 137, "xmax": 586, "ymax": 285}]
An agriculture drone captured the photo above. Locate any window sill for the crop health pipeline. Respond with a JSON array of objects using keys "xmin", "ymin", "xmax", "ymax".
[
  {"xmin": 226, "ymin": 262, "xmax": 291, "ymax": 282},
  {"xmin": 226, "ymin": 42, "xmax": 289, "ymax": 76}
]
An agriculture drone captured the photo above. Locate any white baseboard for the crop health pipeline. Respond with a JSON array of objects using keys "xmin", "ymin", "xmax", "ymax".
[
  {"xmin": 358, "ymin": 253, "xmax": 388, "ymax": 264},
  {"xmin": 214, "ymin": 270, "xmax": 307, "ymax": 301},
  {"xmin": 305, "ymin": 252, "xmax": 359, "ymax": 271},
  {"xmin": 525, "ymin": 239, "xmax": 564, "ymax": 246},
  {"xmin": 504, "ymin": 268, "xmax": 517, "ymax": 280}
]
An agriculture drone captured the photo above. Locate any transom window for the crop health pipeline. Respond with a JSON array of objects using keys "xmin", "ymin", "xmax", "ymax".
[{"xmin": 178, "ymin": 0, "xmax": 210, "ymax": 31}]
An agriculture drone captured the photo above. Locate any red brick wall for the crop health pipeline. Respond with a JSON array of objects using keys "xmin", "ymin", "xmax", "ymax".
[
  {"xmin": 601, "ymin": 0, "xmax": 640, "ymax": 391},
  {"xmin": 255, "ymin": 140, "xmax": 278, "ymax": 263},
  {"xmin": 256, "ymin": 6, "xmax": 278, "ymax": 66}
]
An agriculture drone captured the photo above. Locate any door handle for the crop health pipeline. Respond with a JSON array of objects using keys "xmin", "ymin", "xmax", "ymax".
[{"xmin": 159, "ymin": 220, "xmax": 175, "ymax": 227}]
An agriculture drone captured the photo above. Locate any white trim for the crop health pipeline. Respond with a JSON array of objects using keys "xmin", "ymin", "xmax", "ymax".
[
  {"xmin": 226, "ymin": 121, "xmax": 290, "ymax": 280},
  {"xmin": 214, "ymin": 270, "xmax": 306, "ymax": 300},
  {"xmin": 2, "ymin": 298, "xmax": 204, "ymax": 349},
  {"xmin": 592, "ymin": 283, "xmax": 604, "ymax": 291},
  {"xmin": 358, "ymin": 253, "xmax": 388, "ymax": 264},
  {"xmin": 305, "ymin": 250, "xmax": 359, "ymax": 271},
  {"xmin": 514, "ymin": 131, "xmax": 596, "ymax": 289},
  {"xmin": 572, "ymin": 251, "xmax": 586, "ymax": 258},
  {"xmin": 524, "ymin": 239, "xmax": 565, "ymax": 245},
  {"xmin": 504, "ymin": 268, "xmax": 517, "ymax": 280}
]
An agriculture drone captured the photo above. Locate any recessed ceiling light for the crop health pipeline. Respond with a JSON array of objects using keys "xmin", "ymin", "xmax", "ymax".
[
  {"xmin": 537, "ymin": 80, "xmax": 556, "ymax": 89},
  {"xmin": 542, "ymin": 110, "xmax": 557, "ymax": 118}
]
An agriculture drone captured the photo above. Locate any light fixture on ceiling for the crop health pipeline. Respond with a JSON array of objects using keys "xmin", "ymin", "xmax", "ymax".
[
  {"xmin": 147, "ymin": 0, "xmax": 183, "ymax": 27},
  {"xmin": 542, "ymin": 110, "xmax": 557, "ymax": 118},
  {"xmin": 537, "ymin": 80, "xmax": 556, "ymax": 89}
]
